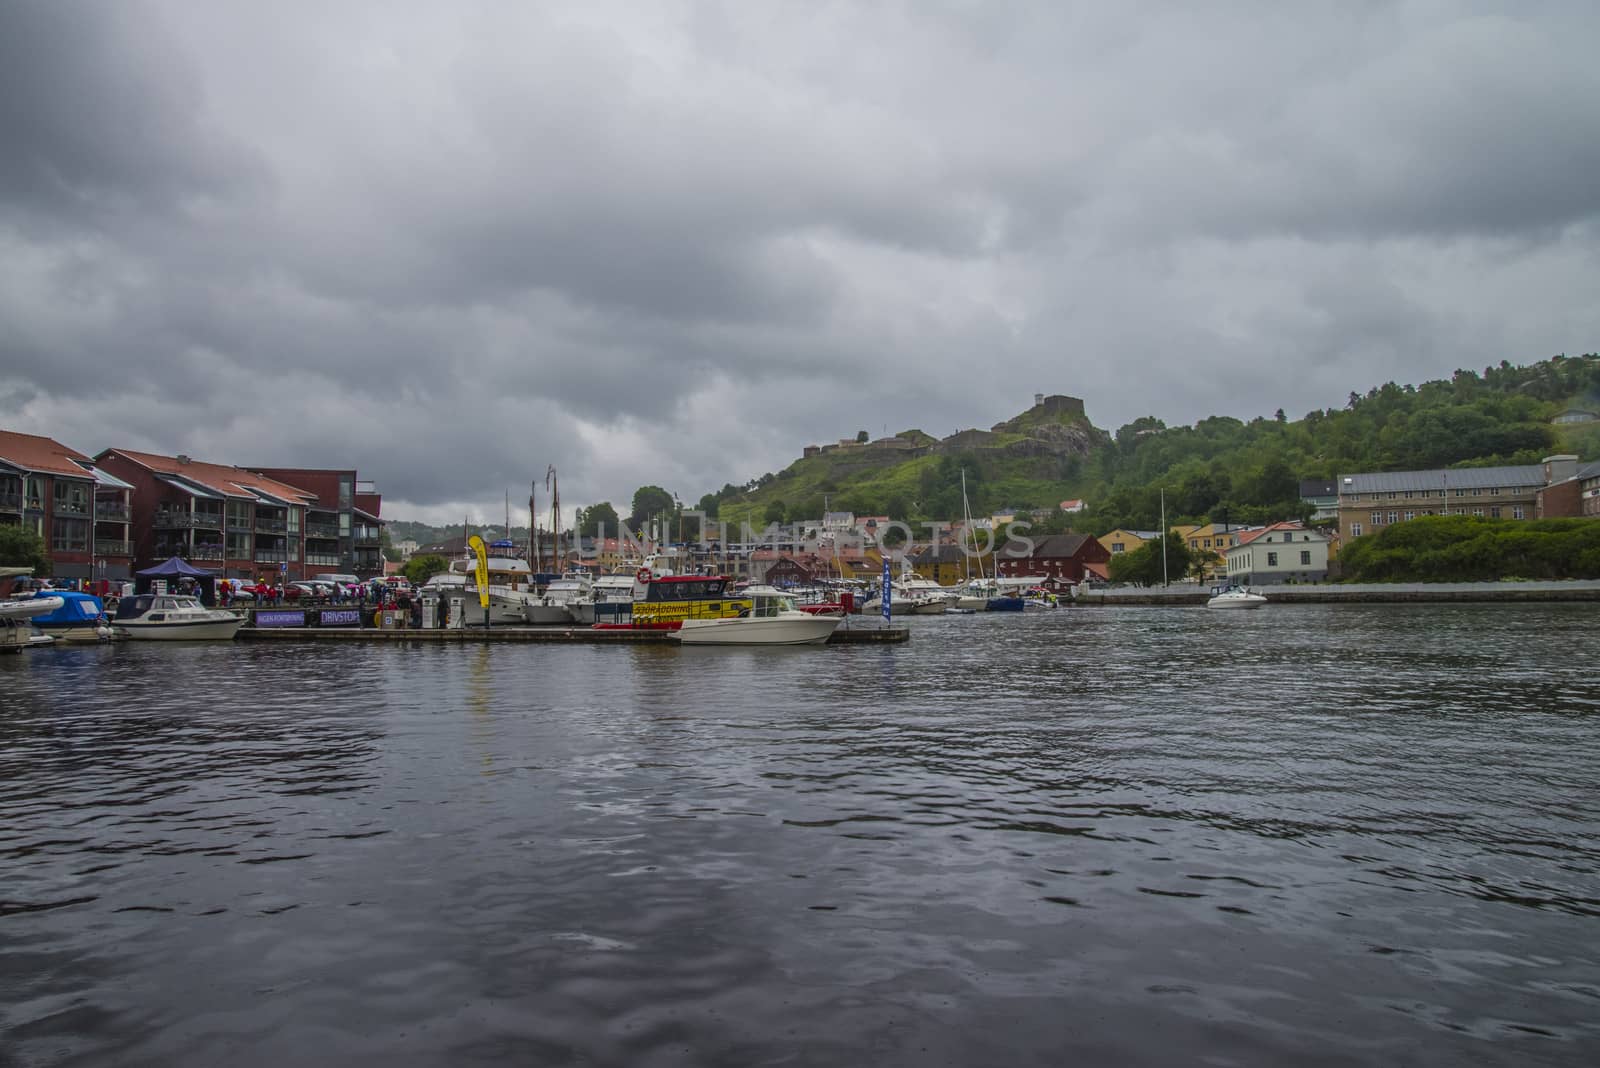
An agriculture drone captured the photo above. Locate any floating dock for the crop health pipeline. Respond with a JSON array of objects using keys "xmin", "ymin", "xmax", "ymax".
[{"xmin": 237, "ymin": 623, "xmax": 909, "ymax": 644}]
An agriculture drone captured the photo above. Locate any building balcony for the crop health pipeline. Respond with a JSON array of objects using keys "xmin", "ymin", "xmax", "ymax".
[
  {"xmin": 154, "ymin": 512, "xmax": 224, "ymax": 530},
  {"xmin": 305, "ymin": 553, "xmax": 343, "ymax": 567},
  {"xmin": 306, "ymin": 522, "xmax": 340, "ymax": 539},
  {"xmin": 94, "ymin": 539, "xmax": 133, "ymax": 557},
  {"xmin": 95, "ymin": 502, "xmax": 130, "ymax": 521},
  {"xmin": 255, "ymin": 517, "xmax": 288, "ymax": 533},
  {"xmin": 54, "ymin": 500, "xmax": 89, "ymax": 517},
  {"xmin": 254, "ymin": 550, "xmax": 288, "ymax": 564},
  {"xmin": 188, "ymin": 547, "xmax": 225, "ymax": 562},
  {"xmin": 0, "ymin": 491, "xmax": 23, "ymax": 512}
]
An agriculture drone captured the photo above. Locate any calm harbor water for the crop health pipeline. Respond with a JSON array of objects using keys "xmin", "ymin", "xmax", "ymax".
[{"xmin": 2, "ymin": 605, "xmax": 1597, "ymax": 1067}]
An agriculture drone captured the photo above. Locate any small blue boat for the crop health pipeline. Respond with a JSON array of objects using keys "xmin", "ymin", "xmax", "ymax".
[{"xmin": 30, "ymin": 591, "xmax": 114, "ymax": 642}]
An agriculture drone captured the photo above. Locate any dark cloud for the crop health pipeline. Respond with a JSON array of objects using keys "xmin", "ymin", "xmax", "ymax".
[{"xmin": 1, "ymin": 0, "xmax": 1598, "ymax": 523}]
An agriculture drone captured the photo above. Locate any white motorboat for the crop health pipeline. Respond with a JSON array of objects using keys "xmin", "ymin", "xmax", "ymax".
[
  {"xmin": 444, "ymin": 551, "xmax": 539, "ymax": 625},
  {"xmin": 2, "ymin": 595, "xmax": 65, "ymax": 653},
  {"xmin": 112, "ymin": 594, "xmax": 243, "ymax": 640},
  {"xmin": 1206, "ymin": 585, "xmax": 1268, "ymax": 610},
  {"xmin": 526, "ymin": 571, "xmax": 593, "ymax": 625},
  {"xmin": 863, "ymin": 562, "xmax": 956, "ymax": 615},
  {"xmin": 676, "ymin": 590, "xmax": 842, "ymax": 646}
]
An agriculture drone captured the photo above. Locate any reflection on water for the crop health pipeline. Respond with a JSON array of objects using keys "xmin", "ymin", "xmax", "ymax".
[{"xmin": 2, "ymin": 605, "xmax": 1598, "ymax": 1066}]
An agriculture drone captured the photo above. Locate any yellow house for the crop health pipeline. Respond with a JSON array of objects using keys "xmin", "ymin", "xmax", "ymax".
[
  {"xmin": 909, "ymin": 544, "xmax": 990, "ymax": 586},
  {"xmin": 1097, "ymin": 528, "xmax": 1154, "ymax": 558}
]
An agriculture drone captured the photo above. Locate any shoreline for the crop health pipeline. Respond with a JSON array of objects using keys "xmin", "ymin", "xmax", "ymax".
[{"xmin": 1072, "ymin": 579, "xmax": 1600, "ymax": 606}]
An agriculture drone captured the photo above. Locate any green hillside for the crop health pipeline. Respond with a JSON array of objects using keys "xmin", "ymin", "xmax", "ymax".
[{"xmin": 700, "ymin": 354, "xmax": 1600, "ymax": 535}]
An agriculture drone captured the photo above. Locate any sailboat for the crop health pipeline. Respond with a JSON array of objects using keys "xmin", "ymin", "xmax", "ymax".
[{"xmin": 953, "ymin": 472, "xmax": 1022, "ymax": 612}]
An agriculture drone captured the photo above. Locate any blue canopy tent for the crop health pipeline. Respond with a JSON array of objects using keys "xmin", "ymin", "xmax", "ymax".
[{"xmin": 136, "ymin": 557, "xmax": 219, "ymax": 606}]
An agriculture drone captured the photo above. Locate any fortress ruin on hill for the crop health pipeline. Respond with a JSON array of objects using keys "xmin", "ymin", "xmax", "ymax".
[{"xmin": 802, "ymin": 394, "xmax": 1091, "ymax": 460}]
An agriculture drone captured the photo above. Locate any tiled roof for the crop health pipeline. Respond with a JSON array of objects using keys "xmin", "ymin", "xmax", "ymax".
[
  {"xmin": 1337, "ymin": 465, "xmax": 1544, "ymax": 494},
  {"xmin": 0, "ymin": 430, "xmax": 95, "ymax": 479},
  {"xmin": 102, "ymin": 449, "xmax": 318, "ymax": 503},
  {"xmin": 998, "ymin": 533, "xmax": 1094, "ymax": 559}
]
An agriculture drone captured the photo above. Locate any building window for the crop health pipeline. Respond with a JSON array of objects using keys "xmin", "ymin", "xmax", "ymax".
[
  {"xmin": 1300, "ymin": 550, "xmax": 1311, "ymax": 565},
  {"xmin": 50, "ymin": 517, "xmax": 88, "ymax": 552},
  {"xmin": 1472, "ymin": 508, "xmax": 1484, "ymax": 517},
  {"xmin": 53, "ymin": 480, "xmax": 90, "ymax": 515},
  {"xmin": 1267, "ymin": 551, "xmax": 1279, "ymax": 566},
  {"xmin": 1111, "ymin": 542, "xmax": 1124, "ymax": 553},
  {"xmin": 1470, "ymin": 488, "xmax": 1481, "ymax": 497},
  {"xmin": 1513, "ymin": 506, "xmax": 1525, "ymax": 519},
  {"xmin": 25, "ymin": 477, "xmax": 43, "ymax": 509},
  {"xmin": 1403, "ymin": 491, "xmax": 1414, "ymax": 499},
  {"xmin": 1371, "ymin": 512, "xmax": 1382, "ymax": 526},
  {"xmin": 1404, "ymin": 511, "xmax": 1415, "ymax": 521},
  {"xmin": 1388, "ymin": 512, "xmax": 1398, "ymax": 524},
  {"xmin": 1388, "ymin": 492, "xmax": 1397, "ymax": 500},
  {"xmin": 1455, "ymin": 488, "xmax": 1465, "ymax": 497},
  {"xmin": 1351, "ymin": 522, "xmax": 1363, "ymax": 537},
  {"xmin": 1490, "ymin": 506, "xmax": 1501, "ymax": 518}
]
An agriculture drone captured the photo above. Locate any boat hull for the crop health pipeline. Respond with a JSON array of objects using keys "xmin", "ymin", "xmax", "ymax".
[
  {"xmin": 34, "ymin": 622, "xmax": 116, "ymax": 642},
  {"xmin": 676, "ymin": 615, "xmax": 841, "ymax": 645},
  {"xmin": 117, "ymin": 617, "xmax": 243, "ymax": 641},
  {"xmin": 525, "ymin": 604, "xmax": 575, "ymax": 625},
  {"xmin": 954, "ymin": 595, "xmax": 990, "ymax": 611},
  {"xmin": 985, "ymin": 597, "xmax": 1025, "ymax": 612},
  {"xmin": 1206, "ymin": 596, "xmax": 1266, "ymax": 610}
]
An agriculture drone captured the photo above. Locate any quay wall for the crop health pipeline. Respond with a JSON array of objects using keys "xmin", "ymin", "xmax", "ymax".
[{"xmin": 1072, "ymin": 580, "xmax": 1600, "ymax": 607}]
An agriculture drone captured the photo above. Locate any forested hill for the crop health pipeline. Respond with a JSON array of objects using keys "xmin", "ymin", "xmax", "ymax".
[{"xmin": 701, "ymin": 353, "xmax": 1600, "ymax": 535}]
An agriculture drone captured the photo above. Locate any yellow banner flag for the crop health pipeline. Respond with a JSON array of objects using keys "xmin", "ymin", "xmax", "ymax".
[{"xmin": 467, "ymin": 535, "xmax": 490, "ymax": 610}]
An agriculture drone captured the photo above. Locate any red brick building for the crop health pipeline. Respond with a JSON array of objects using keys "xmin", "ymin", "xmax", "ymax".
[
  {"xmin": 248, "ymin": 468, "xmax": 385, "ymax": 577},
  {"xmin": 94, "ymin": 450, "xmax": 323, "ymax": 582},
  {"xmin": 0, "ymin": 430, "xmax": 135, "ymax": 581},
  {"xmin": 995, "ymin": 533, "xmax": 1110, "ymax": 588}
]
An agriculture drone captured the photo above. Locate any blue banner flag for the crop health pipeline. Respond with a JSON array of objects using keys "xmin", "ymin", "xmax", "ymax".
[{"xmin": 882, "ymin": 558, "xmax": 892, "ymax": 622}]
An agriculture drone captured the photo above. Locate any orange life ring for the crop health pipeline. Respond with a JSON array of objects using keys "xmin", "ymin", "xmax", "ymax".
[{"xmin": 636, "ymin": 567, "xmax": 652, "ymax": 584}]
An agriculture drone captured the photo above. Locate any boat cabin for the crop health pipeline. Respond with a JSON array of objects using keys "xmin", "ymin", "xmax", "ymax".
[
  {"xmin": 115, "ymin": 594, "xmax": 204, "ymax": 621},
  {"xmin": 595, "ymin": 574, "xmax": 751, "ymax": 629}
]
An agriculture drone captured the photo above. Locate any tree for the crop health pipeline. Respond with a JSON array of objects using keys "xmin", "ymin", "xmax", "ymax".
[
  {"xmin": 764, "ymin": 499, "xmax": 787, "ymax": 525},
  {"xmin": 695, "ymin": 493, "xmax": 720, "ymax": 519},
  {"xmin": 1106, "ymin": 531, "xmax": 1195, "ymax": 586},
  {"xmin": 0, "ymin": 525, "xmax": 47, "ymax": 572},
  {"xmin": 629, "ymin": 486, "xmax": 676, "ymax": 531},
  {"xmin": 402, "ymin": 553, "xmax": 448, "ymax": 586},
  {"xmin": 856, "ymin": 430, "xmax": 869, "ymax": 443},
  {"xmin": 380, "ymin": 528, "xmax": 402, "ymax": 563},
  {"xmin": 578, "ymin": 502, "xmax": 621, "ymax": 537}
]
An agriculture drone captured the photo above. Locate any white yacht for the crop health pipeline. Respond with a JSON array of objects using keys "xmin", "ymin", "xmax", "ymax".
[
  {"xmin": 863, "ymin": 563, "xmax": 956, "ymax": 615},
  {"xmin": 527, "ymin": 571, "xmax": 594, "ymax": 625},
  {"xmin": 445, "ymin": 551, "xmax": 539, "ymax": 625},
  {"xmin": 677, "ymin": 589, "xmax": 842, "ymax": 646},
  {"xmin": 112, "ymin": 594, "xmax": 243, "ymax": 640}
]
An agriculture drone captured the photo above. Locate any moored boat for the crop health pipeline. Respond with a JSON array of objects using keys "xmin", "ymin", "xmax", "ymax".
[
  {"xmin": 594, "ymin": 571, "xmax": 750, "ymax": 630},
  {"xmin": 1206, "ymin": 585, "xmax": 1267, "ymax": 610},
  {"xmin": 28, "ymin": 591, "xmax": 116, "ymax": 642},
  {"xmin": 1, "ymin": 594, "xmax": 65, "ymax": 653},
  {"xmin": 676, "ymin": 589, "xmax": 842, "ymax": 645},
  {"xmin": 113, "ymin": 594, "xmax": 243, "ymax": 640}
]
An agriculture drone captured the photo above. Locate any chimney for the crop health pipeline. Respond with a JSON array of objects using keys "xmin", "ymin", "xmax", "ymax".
[
  {"xmin": 1034, "ymin": 393, "xmax": 1044, "ymax": 406},
  {"xmin": 177, "ymin": 454, "xmax": 191, "ymax": 465}
]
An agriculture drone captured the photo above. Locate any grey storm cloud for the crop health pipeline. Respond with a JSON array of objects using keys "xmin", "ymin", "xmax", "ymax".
[{"xmin": 2, "ymin": 0, "xmax": 1598, "ymax": 522}]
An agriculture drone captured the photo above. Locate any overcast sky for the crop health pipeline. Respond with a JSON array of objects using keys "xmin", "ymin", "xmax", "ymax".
[{"xmin": 3, "ymin": 1, "xmax": 1598, "ymax": 524}]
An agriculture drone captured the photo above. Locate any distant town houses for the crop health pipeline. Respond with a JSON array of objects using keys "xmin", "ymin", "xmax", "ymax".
[{"xmin": 1, "ymin": 427, "xmax": 383, "ymax": 584}]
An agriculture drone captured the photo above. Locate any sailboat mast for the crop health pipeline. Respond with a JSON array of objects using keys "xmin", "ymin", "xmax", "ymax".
[{"xmin": 529, "ymin": 481, "xmax": 537, "ymax": 569}]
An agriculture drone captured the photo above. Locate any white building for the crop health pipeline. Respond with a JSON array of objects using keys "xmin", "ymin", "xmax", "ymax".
[{"xmin": 1225, "ymin": 522, "xmax": 1330, "ymax": 585}]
